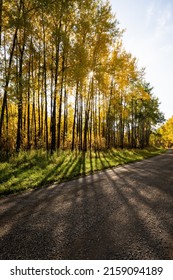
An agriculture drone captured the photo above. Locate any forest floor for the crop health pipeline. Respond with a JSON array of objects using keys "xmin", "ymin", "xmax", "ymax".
[
  {"xmin": 0, "ymin": 149, "xmax": 173, "ymax": 259},
  {"xmin": 0, "ymin": 147, "xmax": 165, "ymax": 195}
]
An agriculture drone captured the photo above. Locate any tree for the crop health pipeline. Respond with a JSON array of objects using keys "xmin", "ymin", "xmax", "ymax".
[
  {"xmin": 157, "ymin": 117, "xmax": 173, "ymax": 148},
  {"xmin": 0, "ymin": 0, "xmax": 164, "ymax": 155}
]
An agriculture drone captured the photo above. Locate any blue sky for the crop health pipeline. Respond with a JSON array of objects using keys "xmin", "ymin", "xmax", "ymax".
[{"xmin": 109, "ymin": 0, "xmax": 173, "ymax": 120}]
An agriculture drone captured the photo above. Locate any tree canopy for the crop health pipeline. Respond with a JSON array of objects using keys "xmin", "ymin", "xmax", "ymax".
[{"xmin": 0, "ymin": 0, "xmax": 164, "ymax": 156}]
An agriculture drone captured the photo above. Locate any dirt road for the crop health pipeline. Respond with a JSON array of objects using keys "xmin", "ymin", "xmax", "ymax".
[{"xmin": 0, "ymin": 150, "xmax": 173, "ymax": 259}]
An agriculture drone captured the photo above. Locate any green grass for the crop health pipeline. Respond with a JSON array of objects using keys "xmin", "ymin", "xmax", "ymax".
[{"xmin": 0, "ymin": 147, "xmax": 166, "ymax": 196}]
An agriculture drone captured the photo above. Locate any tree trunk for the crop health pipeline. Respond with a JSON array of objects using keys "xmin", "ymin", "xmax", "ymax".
[
  {"xmin": 42, "ymin": 14, "xmax": 48, "ymax": 151},
  {"xmin": 71, "ymin": 83, "xmax": 79, "ymax": 151},
  {"xmin": 57, "ymin": 48, "xmax": 65, "ymax": 150},
  {"xmin": 51, "ymin": 41, "xmax": 59, "ymax": 152},
  {"xmin": 0, "ymin": 0, "xmax": 3, "ymax": 47},
  {"xmin": 63, "ymin": 78, "xmax": 68, "ymax": 148},
  {"xmin": 16, "ymin": 40, "xmax": 25, "ymax": 152},
  {"xmin": 0, "ymin": 28, "xmax": 18, "ymax": 139},
  {"xmin": 27, "ymin": 61, "xmax": 31, "ymax": 149}
]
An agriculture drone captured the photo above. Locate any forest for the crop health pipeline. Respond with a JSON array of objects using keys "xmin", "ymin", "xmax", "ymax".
[{"xmin": 0, "ymin": 0, "xmax": 165, "ymax": 159}]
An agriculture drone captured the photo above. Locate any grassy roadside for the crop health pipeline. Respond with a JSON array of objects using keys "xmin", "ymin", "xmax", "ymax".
[{"xmin": 0, "ymin": 147, "xmax": 166, "ymax": 196}]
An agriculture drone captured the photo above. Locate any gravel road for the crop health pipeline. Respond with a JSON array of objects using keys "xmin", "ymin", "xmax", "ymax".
[{"xmin": 0, "ymin": 150, "xmax": 173, "ymax": 259}]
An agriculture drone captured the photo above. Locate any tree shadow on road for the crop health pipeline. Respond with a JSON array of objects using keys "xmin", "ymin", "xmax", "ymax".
[{"xmin": 0, "ymin": 152, "xmax": 173, "ymax": 259}]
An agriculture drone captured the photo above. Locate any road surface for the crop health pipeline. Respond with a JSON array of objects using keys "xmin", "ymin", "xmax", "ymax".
[{"xmin": 0, "ymin": 150, "xmax": 173, "ymax": 259}]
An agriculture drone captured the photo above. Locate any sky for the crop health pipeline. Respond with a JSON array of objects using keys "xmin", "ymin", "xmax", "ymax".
[{"xmin": 109, "ymin": 0, "xmax": 173, "ymax": 120}]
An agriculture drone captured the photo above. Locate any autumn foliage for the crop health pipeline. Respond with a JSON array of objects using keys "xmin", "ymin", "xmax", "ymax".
[
  {"xmin": 0, "ymin": 0, "xmax": 164, "ymax": 156},
  {"xmin": 156, "ymin": 116, "xmax": 173, "ymax": 148}
]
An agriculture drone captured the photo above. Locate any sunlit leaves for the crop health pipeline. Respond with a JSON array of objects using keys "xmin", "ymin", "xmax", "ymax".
[
  {"xmin": 157, "ymin": 116, "xmax": 173, "ymax": 147},
  {"xmin": 0, "ymin": 0, "xmax": 164, "ymax": 154}
]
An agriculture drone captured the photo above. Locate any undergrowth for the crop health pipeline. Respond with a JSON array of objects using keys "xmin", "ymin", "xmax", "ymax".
[{"xmin": 0, "ymin": 147, "xmax": 166, "ymax": 196}]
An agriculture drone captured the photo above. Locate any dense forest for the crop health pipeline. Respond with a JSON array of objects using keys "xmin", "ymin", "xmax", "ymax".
[{"xmin": 0, "ymin": 0, "xmax": 164, "ymax": 156}]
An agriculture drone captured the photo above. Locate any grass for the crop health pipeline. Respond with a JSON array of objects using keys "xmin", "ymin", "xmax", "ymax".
[{"xmin": 0, "ymin": 147, "xmax": 166, "ymax": 196}]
